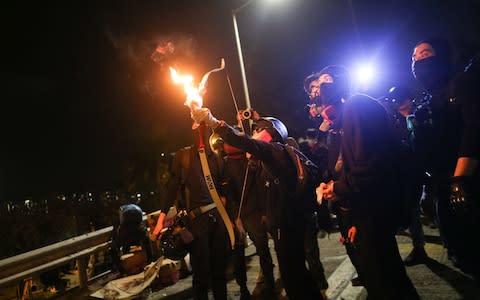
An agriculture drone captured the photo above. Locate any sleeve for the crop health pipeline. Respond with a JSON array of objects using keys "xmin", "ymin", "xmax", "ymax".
[{"xmin": 215, "ymin": 123, "xmax": 292, "ymax": 175}]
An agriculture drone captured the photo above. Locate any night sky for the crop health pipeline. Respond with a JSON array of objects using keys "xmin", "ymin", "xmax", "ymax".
[{"xmin": 1, "ymin": 0, "xmax": 479, "ymax": 200}]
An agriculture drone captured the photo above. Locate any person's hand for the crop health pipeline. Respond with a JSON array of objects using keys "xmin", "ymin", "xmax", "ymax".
[
  {"xmin": 150, "ymin": 212, "xmax": 166, "ymax": 241},
  {"xmin": 235, "ymin": 217, "xmax": 246, "ymax": 240},
  {"xmin": 339, "ymin": 226, "xmax": 357, "ymax": 245},
  {"xmin": 347, "ymin": 226, "xmax": 357, "ymax": 244},
  {"xmin": 191, "ymin": 107, "xmax": 220, "ymax": 128},
  {"xmin": 316, "ymin": 180, "xmax": 336, "ymax": 204}
]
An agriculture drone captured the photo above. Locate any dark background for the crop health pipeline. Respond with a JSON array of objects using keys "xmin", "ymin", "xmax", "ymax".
[{"xmin": 1, "ymin": 0, "xmax": 479, "ymax": 201}]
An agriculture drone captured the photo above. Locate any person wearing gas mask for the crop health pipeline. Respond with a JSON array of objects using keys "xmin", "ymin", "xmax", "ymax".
[
  {"xmin": 190, "ymin": 110, "xmax": 324, "ymax": 300},
  {"xmin": 313, "ymin": 65, "xmax": 419, "ymax": 299},
  {"xmin": 411, "ymin": 37, "xmax": 480, "ymax": 280},
  {"xmin": 151, "ymin": 128, "xmax": 229, "ymax": 300}
]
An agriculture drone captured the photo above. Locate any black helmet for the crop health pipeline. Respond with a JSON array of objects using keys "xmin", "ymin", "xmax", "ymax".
[
  {"xmin": 317, "ymin": 65, "xmax": 351, "ymax": 103},
  {"xmin": 253, "ymin": 117, "xmax": 288, "ymax": 143},
  {"xmin": 119, "ymin": 204, "xmax": 143, "ymax": 225}
]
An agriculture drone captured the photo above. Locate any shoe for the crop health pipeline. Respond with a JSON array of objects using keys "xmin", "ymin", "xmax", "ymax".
[
  {"xmin": 404, "ymin": 246, "xmax": 428, "ymax": 266},
  {"xmin": 240, "ymin": 285, "xmax": 251, "ymax": 300},
  {"xmin": 258, "ymin": 285, "xmax": 276, "ymax": 300},
  {"xmin": 351, "ymin": 276, "xmax": 364, "ymax": 286}
]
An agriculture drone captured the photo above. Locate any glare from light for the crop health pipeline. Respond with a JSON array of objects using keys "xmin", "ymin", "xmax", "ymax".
[{"xmin": 352, "ymin": 63, "xmax": 377, "ymax": 92}]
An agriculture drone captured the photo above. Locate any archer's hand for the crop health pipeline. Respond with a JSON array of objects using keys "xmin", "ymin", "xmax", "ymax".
[{"xmin": 191, "ymin": 108, "xmax": 220, "ymax": 128}]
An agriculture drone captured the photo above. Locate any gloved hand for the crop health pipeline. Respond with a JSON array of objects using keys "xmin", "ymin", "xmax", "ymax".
[
  {"xmin": 449, "ymin": 176, "xmax": 476, "ymax": 216},
  {"xmin": 191, "ymin": 107, "xmax": 221, "ymax": 128}
]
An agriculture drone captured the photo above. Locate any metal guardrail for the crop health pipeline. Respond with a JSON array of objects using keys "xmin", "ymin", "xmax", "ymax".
[{"xmin": 0, "ymin": 226, "xmax": 113, "ymax": 290}]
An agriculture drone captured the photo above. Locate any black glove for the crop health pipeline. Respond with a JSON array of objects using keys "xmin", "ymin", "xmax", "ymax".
[{"xmin": 449, "ymin": 176, "xmax": 477, "ymax": 218}]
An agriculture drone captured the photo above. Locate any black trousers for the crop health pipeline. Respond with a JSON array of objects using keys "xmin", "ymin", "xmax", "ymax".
[
  {"xmin": 304, "ymin": 213, "xmax": 328, "ymax": 290},
  {"xmin": 188, "ymin": 210, "xmax": 228, "ymax": 300},
  {"xmin": 436, "ymin": 183, "xmax": 480, "ymax": 280},
  {"xmin": 272, "ymin": 220, "xmax": 323, "ymax": 300},
  {"xmin": 354, "ymin": 215, "xmax": 419, "ymax": 300},
  {"xmin": 245, "ymin": 211, "xmax": 275, "ymax": 281},
  {"xmin": 336, "ymin": 208, "xmax": 365, "ymax": 282}
]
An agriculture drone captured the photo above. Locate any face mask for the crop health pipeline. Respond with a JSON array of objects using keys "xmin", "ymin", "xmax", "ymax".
[{"xmin": 412, "ymin": 56, "xmax": 450, "ymax": 87}]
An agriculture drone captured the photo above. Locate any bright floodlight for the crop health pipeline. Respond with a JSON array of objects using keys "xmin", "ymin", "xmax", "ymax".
[{"xmin": 354, "ymin": 63, "xmax": 375, "ymax": 87}]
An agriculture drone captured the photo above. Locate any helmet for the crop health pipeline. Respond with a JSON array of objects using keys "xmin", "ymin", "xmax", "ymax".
[
  {"xmin": 317, "ymin": 65, "xmax": 351, "ymax": 104},
  {"xmin": 119, "ymin": 204, "xmax": 143, "ymax": 225},
  {"xmin": 253, "ymin": 117, "xmax": 288, "ymax": 143}
]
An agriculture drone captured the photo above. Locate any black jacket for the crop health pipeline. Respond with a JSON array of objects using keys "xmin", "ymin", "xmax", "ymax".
[
  {"xmin": 332, "ymin": 94, "xmax": 399, "ymax": 222},
  {"xmin": 215, "ymin": 125, "xmax": 307, "ymax": 228}
]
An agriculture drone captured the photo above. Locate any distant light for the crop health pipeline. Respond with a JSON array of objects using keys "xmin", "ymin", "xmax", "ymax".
[
  {"xmin": 137, "ymin": 193, "xmax": 141, "ymax": 198},
  {"xmin": 161, "ymin": 153, "xmax": 165, "ymax": 157}
]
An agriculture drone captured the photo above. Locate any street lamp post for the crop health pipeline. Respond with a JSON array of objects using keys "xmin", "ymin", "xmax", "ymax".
[{"xmin": 231, "ymin": 0, "xmax": 255, "ymax": 110}]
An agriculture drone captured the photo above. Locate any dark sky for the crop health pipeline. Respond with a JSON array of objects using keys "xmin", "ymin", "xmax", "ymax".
[{"xmin": 1, "ymin": 0, "xmax": 479, "ymax": 199}]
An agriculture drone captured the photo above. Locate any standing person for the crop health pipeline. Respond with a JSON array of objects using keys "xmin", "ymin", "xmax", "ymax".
[
  {"xmin": 410, "ymin": 37, "xmax": 480, "ymax": 280},
  {"xmin": 290, "ymin": 133, "xmax": 330, "ymax": 297},
  {"xmin": 191, "ymin": 110, "xmax": 324, "ymax": 300},
  {"xmin": 382, "ymin": 85, "xmax": 429, "ymax": 266},
  {"xmin": 222, "ymin": 140, "xmax": 276, "ymax": 299},
  {"xmin": 303, "ymin": 67, "xmax": 364, "ymax": 287},
  {"xmin": 151, "ymin": 129, "xmax": 229, "ymax": 300},
  {"xmin": 315, "ymin": 65, "xmax": 419, "ymax": 299}
]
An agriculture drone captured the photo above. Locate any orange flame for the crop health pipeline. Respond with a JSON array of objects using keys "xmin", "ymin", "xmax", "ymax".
[
  {"xmin": 169, "ymin": 59, "xmax": 225, "ymax": 110},
  {"xmin": 169, "ymin": 67, "xmax": 203, "ymax": 109}
]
